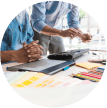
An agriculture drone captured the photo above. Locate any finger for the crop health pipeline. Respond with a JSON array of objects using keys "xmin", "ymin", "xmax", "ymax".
[
  {"xmin": 30, "ymin": 57, "xmax": 42, "ymax": 61},
  {"xmin": 89, "ymin": 34, "xmax": 93, "ymax": 38},
  {"xmin": 82, "ymin": 40, "xmax": 90, "ymax": 43},
  {"xmin": 32, "ymin": 40, "xmax": 39, "ymax": 43},
  {"xmin": 38, "ymin": 44, "xmax": 43, "ymax": 49},
  {"xmin": 81, "ymin": 35, "xmax": 90, "ymax": 41},
  {"xmin": 28, "ymin": 54, "xmax": 42, "ymax": 59},
  {"xmin": 74, "ymin": 30, "xmax": 83, "ymax": 37},
  {"xmin": 86, "ymin": 34, "xmax": 91, "ymax": 39},
  {"xmin": 69, "ymin": 34, "xmax": 76, "ymax": 39},
  {"xmin": 84, "ymin": 34, "xmax": 92, "ymax": 40},
  {"xmin": 28, "ymin": 44, "xmax": 43, "ymax": 50},
  {"xmin": 23, "ymin": 42, "xmax": 27, "ymax": 48},
  {"xmin": 25, "ymin": 40, "xmax": 39, "ymax": 49},
  {"xmin": 82, "ymin": 40, "xmax": 87, "ymax": 43},
  {"xmin": 27, "ymin": 41, "xmax": 38, "ymax": 49},
  {"xmin": 29, "ymin": 58, "xmax": 38, "ymax": 62},
  {"xmin": 29, "ymin": 54, "xmax": 42, "ymax": 60},
  {"xmin": 27, "ymin": 47, "xmax": 43, "ymax": 55},
  {"xmin": 84, "ymin": 40, "xmax": 90, "ymax": 43},
  {"xmin": 73, "ymin": 35, "xmax": 77, "ymax": 38},
  {"xmin": 34, "ymin": 49, "xmax": 43, "ymax": 55},
  {"xmin": 77, "ymin": 30, "xmax": 83, "ymax": 35},
  {"xmin": 70, "ymin": 28, "xmax": 83, "ymax": 36},
  {"xmin": 87, "ymin": 39, "xmax": 91, "ymax": 42},
  {"xmin": 68, "ymin": 33, "xmax": 74, "ymax": 39},
  {"xmin": 29, "ymin": 59, "xmax": 42, "ymax": 62},
  {"xmin": 69, "ymin": 28, "xmax": 78, "ymax": 34},
  {"xmin": 27, "ymin": 45, "xmax": 40, "ymax": 51},
  {"xmin": 37, "ymin": 49, "xmax": 43, "ymax": 55},
  {"xmin": 91, "ymin": 35, "xmax": 93, "ymax": 38},
  {"xmin": 68, "ymin": 31, "xmax": 76, "ymax": 37}
]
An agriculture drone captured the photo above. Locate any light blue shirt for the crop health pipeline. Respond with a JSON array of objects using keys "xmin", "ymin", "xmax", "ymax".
[
  {"xmin": 1, "ymin": 10, "xmax": 34, "ymax": 51},
  {"xmin": 31, "ymin": 1, "xmax": 80, "ymax": 33}
]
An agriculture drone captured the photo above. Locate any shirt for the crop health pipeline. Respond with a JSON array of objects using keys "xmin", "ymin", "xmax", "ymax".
[
  {"xmin": 1, "ymin": 10, "xmax": 34, "ymax": 51},
  {"xmin": 31, "ymin": 1, "xmax": 80, "ymax": 33}
]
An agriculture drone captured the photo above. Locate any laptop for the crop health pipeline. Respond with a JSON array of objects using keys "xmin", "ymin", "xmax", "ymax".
[{"xmin": 7, "ymin": 59, "xmax": 75, "ymax": 75}]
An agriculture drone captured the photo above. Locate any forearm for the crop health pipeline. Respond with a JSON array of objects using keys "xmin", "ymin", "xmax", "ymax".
[
  {"xmin": 41, "ymin": 25, "xmax": 62, "ymax": 36},
  {"xmin": 0, "ymin": 50, "xmax": 18, "ymax": 63}
]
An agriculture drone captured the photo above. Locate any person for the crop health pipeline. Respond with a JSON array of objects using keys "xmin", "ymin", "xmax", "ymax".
[
  {"xmin": 0, "ymin": 10, "xmax": 43, "ymax": 63},
  {"xmin": 31, "ymin": 1, "xmax": 92, "ymax": 55}
]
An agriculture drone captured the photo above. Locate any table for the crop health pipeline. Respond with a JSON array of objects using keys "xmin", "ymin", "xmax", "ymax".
[{"xmin": 2, "ymin": 53, "xmax": 100, "ymax": 107}]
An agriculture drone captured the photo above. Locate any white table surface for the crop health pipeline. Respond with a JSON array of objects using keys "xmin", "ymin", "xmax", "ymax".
[{"xmin": 2, "ymin": 53, "xmax": 99, "ymax": 107}]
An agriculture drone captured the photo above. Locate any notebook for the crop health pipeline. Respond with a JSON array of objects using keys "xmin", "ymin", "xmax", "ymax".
[{"xmin": 76, "ymin": 62, "xmax": 102, "ymax": 69}]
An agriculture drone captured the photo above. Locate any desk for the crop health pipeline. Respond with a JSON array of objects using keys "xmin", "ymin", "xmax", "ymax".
[{"xmin": 2, "ymin": 53, "xmax": 101, "ymax": 107}]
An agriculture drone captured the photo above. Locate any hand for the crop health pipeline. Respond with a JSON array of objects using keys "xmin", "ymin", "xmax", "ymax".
[
  {"xmin": 23, "ymin": 41, "xmax": 43, "ymax": 62},
  {"xmin": 24, "ymin": 40, "xmax": 43, "ymax": 51},
  {"xmin": 79, "ymin": 33, "xmax": 93, "ymax": 43},
  {"xmin": 59, "ymin": 28, "xmax": 82, "ymax": 39},
  {"xmin": 16, "ymin": 47, "xmax": 42, "ymax": 63},
  {"xmin": 24, "ymin": 40, "xmax": 43, "ymax": 55},
  {"xmin": 16, "ymin": 41, "xmax": 43, "ymax": 63}
]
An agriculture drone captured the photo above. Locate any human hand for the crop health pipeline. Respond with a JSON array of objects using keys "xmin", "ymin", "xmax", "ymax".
[
  {"xmin": 23, "ymin": 40, "xmax": 43, "ymax": 62},
  {"xmin": 79, "ymin": 33, "xmax": 93, "ymax": 43},
  {"xmin": 59, "ymin": 28, "xmax": 82, "ymax": 39},
  {"xmin": 16, "ymin": 46, "xmax": 43, "ymax": 63},
  {"xmin": 23, "ymin": 40, "xmax": 43, "ymax": 54},
  {"xmin": 15, "ymin": 41, "xmax": 43, "ymax": 63}
]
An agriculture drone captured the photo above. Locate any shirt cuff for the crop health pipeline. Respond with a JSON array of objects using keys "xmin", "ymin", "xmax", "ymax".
[
  {"xmin": 0, "ymin": 47, "xmax": 1, "ymax": 51},
  {"xmin": 69, "ymin": 24, "xmax": 80, "ymax": 29},
  {"xmin": 27, "ymin": 38, "xmax": 33, "ymax": 44},
  {"xmin": 33, "ymin": 21, "xmax": 47, "ymax": 33}
]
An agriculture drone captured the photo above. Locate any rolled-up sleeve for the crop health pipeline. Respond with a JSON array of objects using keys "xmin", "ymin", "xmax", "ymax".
[
  {"xmin": 67, "ymin": 5, "xmax": 80, "ymax": 29},
  {"xmin": 31, "ymin": 2, "xmax": 47, "ymax": 33},
  {"xmin": 0, "ymin": 40, "xmax": 8, "ymax": 51},
  {"xmin": 0, "ymin": 45, "xmax": 1, "ymax": 51}
]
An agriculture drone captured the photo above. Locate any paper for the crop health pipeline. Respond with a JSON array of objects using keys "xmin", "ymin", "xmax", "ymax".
[
  {"xmin": 76, "ymin": 62, "xmax": 102, "ymax": 69},
  {"xmin": 11, "ymin": 74, "xmax": 82, "ymax": 88}
]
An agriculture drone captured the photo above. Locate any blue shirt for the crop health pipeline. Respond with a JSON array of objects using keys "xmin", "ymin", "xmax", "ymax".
[
  {"xmin": 31, "ymin": 1, "xmax": 80, "ymax": 33},
  {"xmin": 1, "ymin": 10, "xmax": 34, "ymax": 51}
]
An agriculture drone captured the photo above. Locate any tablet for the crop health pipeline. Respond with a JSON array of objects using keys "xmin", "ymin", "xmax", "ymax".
[{"xmin": 7, "ymin": 59, "xmax": 75, "ymax": 75}]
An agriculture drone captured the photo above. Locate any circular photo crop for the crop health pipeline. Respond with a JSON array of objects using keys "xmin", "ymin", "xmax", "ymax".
[{"xmin": 0, "ymin": 1, "xmax": 107, "ymax": 107}]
